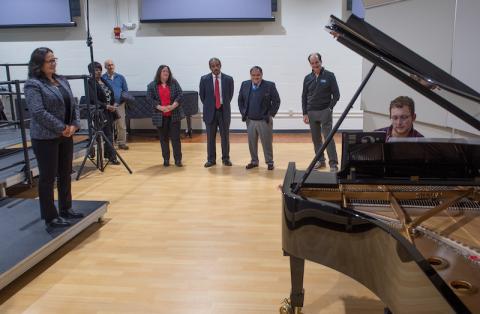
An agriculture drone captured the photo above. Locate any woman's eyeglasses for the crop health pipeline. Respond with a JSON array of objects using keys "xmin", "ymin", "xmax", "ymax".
[{"xmin": 44, "ymin": 58, "xmax": 58, "ymax": 65}]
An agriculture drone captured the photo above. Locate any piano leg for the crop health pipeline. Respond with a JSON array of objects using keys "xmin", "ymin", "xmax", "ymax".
[{"xmin": 290, "ymin": 255, "xmax": 305, "ymax": 310}]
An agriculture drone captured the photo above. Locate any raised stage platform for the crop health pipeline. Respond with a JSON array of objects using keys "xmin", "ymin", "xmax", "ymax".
[
  {"xmin": 0, "ymin": 138, "xmax": 89, "ymax": 194},
  {"xmin": 0, "ymin": 128, "xmax": 30, "ymax": 150},
  {"xmin": 0, "ymin": 198, "xmax": 108, "ymax": 290}
]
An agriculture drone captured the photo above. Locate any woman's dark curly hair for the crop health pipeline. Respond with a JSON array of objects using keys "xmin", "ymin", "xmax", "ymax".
[
  {"xmin": 28, "ymin": 47, "xmax": 53, "ymax": 80},
  {"xmin": 154, "ymin": 64, "xmax": 173, "ymax": 86}
]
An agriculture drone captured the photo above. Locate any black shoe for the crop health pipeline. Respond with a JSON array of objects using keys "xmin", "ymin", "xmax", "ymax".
[
  {"xmin": 245, "ymin": 163, "xmax": 258, "ymax": 170},
  {"xmin": 46, "ymin": 217, "xmax": 71, "ymax": 228},
  {"xmin": 175, "ymin": 161, "xmax": 183, "ymax": 167},
  {"xmin": 204, "ymin": 161, "xmax": 216, "ymax": 168},
  {"xmin": 60, "ymin": 208, "xmax": 84, "ymax": 219},
  {"xmin": 184, "ymin": 130, "xmax": 192, "ymax": 138},
  {"xmin": 110, "ymin": 159, "xmax": 121, "ymax": 165},
  {"xmin": 267, "ymin": 164, "xmax": 274, "ymax": 170},
  {"xmin": 222, "ymin": 160, "xmax": 232, "ymax": 166},
  {"xmin": 163, "ymin": 160, "xmax": 170, "ymax": 167}
]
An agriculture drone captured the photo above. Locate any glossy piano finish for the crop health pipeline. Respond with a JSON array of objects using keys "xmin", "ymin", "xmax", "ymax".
[
  {"xmin": 282, "ymin": 163, "xmax": 476, "ymax": 313},
  {"xmin": 281, "ymin": 12, "xmax": 480, "ymax": 314}
]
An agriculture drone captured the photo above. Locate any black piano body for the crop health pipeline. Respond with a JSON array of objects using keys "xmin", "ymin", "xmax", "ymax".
[{"xmin": 281, "ymin": 14, "xmax": 480, "ymax": 314}]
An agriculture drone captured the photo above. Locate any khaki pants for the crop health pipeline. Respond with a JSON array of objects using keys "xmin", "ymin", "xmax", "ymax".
[{"xmin": 115, "ymin": 103, "xmax": 127, "ymax": 145}]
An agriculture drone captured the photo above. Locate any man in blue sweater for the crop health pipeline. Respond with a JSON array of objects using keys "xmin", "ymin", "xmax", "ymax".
[
  {"xmin": 238, "ymin": 66, "xmax": 280, "ymax": 170},
  {"xmin": 103, "ymin": 59, "xmax": 129, "ymax": 150}
]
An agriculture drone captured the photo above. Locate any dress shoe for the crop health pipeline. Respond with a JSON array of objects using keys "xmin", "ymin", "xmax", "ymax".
[
  {"xmin": 163, "ymin": 160, "xmax": 170, "ymax": 167},
  {"xmin": 245, "ymin": 163, "xmax": 259, "ymax": 170},
  {"xmin": 267, "ymin": 164, "xmax": 274, "ymax": 170},
  {"xmin": 314, "ymin": 161, "xmax": 327, "ymax": 169},
  {"xmin": 60, "ymin": 208, "xmax": 84, "ymax": 219},
  {"xmin": 222, "ymin": 160, "xmax": 232, "ymax": 166},
  {"xmin": 118, "ymin": 144, "xmax": 129, "ymax": 150},
  {"xmin": 110, "ymin": 159, "xmax": 121, "ymax": 165},
  {"xmin": 46, "ymin": 217, "xmax": 71, "ymax": 228},
  {"xmin": 175, "ymin": 161, "xmax": 183, "ymax": 167},
  {"xmin": 184, "ymin": 130, "xmax": 192, "ymax": 138},
  {"xmin": 204, "ymin": 161, "xmax": 216, "ymax": 168}
]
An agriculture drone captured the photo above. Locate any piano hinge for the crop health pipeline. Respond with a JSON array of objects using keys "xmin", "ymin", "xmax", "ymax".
[{"xmin": 410, "ymin": 175, "xmax": 420, "ymax": 182}]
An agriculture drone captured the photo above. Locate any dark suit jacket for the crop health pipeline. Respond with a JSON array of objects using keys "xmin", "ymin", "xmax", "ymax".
[
  {"xmin": 238, "ymin": 80, "xmax": 280, "ymax": 122},
  {"xmin": 146, "ymin": 79, "xmax": 184, "ymax": 127},
  {"xmin": 199, "ymin": 73, "xmax": 234, "ymax": 125},
  {"xmin": 24, "ymin": 75, "xmax": 80, "ymax": 139}
]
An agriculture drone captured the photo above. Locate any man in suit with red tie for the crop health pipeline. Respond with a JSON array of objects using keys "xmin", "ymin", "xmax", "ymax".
[{"xmin": 199, "ymin": 58, "xmax": 234, "ymax": 167}]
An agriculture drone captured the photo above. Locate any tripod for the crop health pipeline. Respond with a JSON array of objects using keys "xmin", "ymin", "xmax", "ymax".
[{"xmin": 76, "ymin": 0, "xmax": 132, "ymax": 180}]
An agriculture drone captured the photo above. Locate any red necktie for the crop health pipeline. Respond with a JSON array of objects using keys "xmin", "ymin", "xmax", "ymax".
[{"xmin": 214, "ymin": 75, "xmax": 221, "ymax": 109}]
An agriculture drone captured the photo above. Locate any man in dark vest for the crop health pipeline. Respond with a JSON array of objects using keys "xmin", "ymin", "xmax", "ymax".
[
  {"xmin": 238, "ymin": 66, "xmax": 280, "ymax": 170},
  {"xmin": 199, "ymin": 58, "xmax": 234, "ymax": 167}
]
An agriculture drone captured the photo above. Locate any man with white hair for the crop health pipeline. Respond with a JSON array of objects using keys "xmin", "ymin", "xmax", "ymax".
[{"xmin": 102, "ymin": 59, "xmax": 129, "ymax": 150}]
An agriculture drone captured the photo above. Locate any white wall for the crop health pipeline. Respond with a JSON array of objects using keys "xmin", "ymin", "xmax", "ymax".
[
  {"xmin": 0, "ymin": 0, "xmax": 363, "ymax": 131},
  {"xmin": 362, "ymin": 0, "xmax": 480, "ymax": 138}
]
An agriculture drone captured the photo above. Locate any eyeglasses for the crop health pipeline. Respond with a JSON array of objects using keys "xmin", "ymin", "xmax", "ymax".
[
  {"xmin": 44, "ymin": 58, "xmax": 58, "ymax": 65},
  {"xmin": 391, "ymin": 115, "xmax": 411, "ymax": 122}
]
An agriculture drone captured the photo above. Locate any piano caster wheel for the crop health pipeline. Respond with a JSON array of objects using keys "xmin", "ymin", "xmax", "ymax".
[{"xmin": 279, "ymin": 299, "xmax": 303, "ymax": 314}]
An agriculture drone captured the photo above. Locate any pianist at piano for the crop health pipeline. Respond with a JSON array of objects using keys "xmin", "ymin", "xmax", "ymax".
[
  {"xmin": 375, "ymin": 96, "xmax": 423, "ymax": 140},
  {"xmin": 281, "ymin": 13, "xmax": 480, "ymax": 314}
]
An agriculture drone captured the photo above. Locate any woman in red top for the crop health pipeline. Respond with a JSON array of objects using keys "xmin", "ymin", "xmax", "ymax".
[{"xmin": 146, "ymin": 65, "xmax": 185, "ymax": 166}]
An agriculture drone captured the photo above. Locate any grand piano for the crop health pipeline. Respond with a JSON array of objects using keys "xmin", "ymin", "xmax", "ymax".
[{"xmin": 281, "ymin": 14, "xmax": 480, "ymax": 314}]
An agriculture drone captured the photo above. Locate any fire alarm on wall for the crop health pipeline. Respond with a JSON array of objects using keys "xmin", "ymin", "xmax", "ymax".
[
  {"xmin": 113, "ymin": 26, "xmax": 126, "ymax": 40},
  {"xmin": 114, "ymin": 26, "xmax": 121, "ymax": 39}
]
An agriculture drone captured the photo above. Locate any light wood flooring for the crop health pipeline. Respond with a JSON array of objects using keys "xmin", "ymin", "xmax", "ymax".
[{"xmin": 0, "ymin": 133, "xmax": 384, "ymax": 313}]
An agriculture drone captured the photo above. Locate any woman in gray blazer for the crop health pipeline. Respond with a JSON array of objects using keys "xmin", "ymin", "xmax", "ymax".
[
  {"xmin": 146, "ymin": 65, "xmax": 184, "ymax": 167},
  {"xmin": 24, "ymin": 47, "xmax": 83, "ymax": 229}
]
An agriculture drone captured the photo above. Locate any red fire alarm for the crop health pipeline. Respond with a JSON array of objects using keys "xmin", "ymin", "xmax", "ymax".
[{"xmin": 114, "ymin": 26, "xmax": 121, "ymax": 39}]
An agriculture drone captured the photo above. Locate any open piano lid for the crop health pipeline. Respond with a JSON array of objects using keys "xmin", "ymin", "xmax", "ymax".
[{"xmin": 327, "ymin": 14, "xmax": 480, "ymax": 131}]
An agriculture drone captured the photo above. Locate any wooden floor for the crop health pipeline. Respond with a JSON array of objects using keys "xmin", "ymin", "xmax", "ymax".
[{"xmin": 0, "ymin": 133, "xmax": 385, "ymax": 313}]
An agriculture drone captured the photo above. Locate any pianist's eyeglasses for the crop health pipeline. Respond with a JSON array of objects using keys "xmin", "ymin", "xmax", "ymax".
[{"xmin": 391, "ymin": 115, "xmax": 411, "ymax": 122}]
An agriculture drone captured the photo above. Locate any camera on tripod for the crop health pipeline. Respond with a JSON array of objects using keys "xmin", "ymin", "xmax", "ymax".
[
  {"xmin": 78, "ymin": 101, "xmax": 106, "ymax": 130},
  {"xmin": 89, "ymin": 107, "xmax": 107, "ymax": 130}
]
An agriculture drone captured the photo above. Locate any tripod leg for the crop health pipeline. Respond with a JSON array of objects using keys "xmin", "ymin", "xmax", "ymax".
[
  {"xmin": 102, "ymin": 132, "xmax": 133, "ymax": 174},
  {"xmin": 97, "ymin": 132, "xmax": 104, "ymax": 172},
  {"xmin": 76, "ymin": 132, "xmax": 100, "ymax": 180}
]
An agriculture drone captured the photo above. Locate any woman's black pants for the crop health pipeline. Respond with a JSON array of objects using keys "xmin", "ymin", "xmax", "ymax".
[
  {"xmin": 103, "ymin": 115, "xmax": 116, "ymax": 160},
  {"xmin": 32, "ymin": 136, "xmax": 73, "ymax": 223},
  {"xmin": 157, "ymin": 117, "xmax": 182, "ymax": 163}
]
